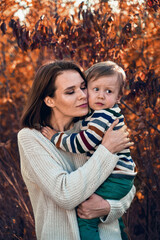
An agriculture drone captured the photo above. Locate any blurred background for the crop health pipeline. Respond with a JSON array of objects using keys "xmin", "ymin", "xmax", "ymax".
[{"xmin": 0, "ymin": 0, "xmax": 160, "ymax": 239}]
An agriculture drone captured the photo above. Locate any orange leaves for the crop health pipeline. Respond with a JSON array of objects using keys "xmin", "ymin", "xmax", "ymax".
[
  {"xmin": 0, "ymin": 21, "xmax": 7, "ymax": 34},
  {"xmin": 136, "ymin": 191, "xmax": 144, "ymax": 201},
  {"xmin": 0, "ymin": 1, "xmax": 159, "ymax": 239},
  {"xmin": 147, "ymin": 0, "xmax": 160, "ymax": 11},
  {"xmin": 0, "ymin": 96, "xmax": 13, "ymax": 104},
  {"xmin": 12, "ymin": 218, "xmax": 16, "ymax": 224},
  {"xmin": 156, "ymin": 164, "xmax": 160, "ymax": 169}
]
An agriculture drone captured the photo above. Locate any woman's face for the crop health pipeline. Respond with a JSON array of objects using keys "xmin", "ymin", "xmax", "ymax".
[{"xmin": 51, "ymin": 70, "xmax": 88, "ymax": 121}]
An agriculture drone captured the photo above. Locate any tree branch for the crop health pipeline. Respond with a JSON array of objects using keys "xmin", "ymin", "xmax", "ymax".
[{"xmin": 121, "ymin": 99, "xmax": 160, "ymax": 133}]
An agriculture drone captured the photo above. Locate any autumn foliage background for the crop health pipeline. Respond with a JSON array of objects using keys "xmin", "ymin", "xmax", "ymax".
[{"xmin": 0, "ymin": 0, "xmax": 160, "ymax": 239}]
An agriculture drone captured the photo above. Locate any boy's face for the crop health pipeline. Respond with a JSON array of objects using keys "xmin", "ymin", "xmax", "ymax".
[{"xmin": 88, "ymin": 74, "xmax": 120, "ymax": 110}]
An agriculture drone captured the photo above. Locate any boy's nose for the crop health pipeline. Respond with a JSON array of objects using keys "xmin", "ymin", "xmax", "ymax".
[{"xmin": 98, "ymin": 91, "xmax": 105, "ymax": 99}]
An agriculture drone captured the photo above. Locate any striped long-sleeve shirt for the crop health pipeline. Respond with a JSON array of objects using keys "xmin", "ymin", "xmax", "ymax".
[{"xmin": 51, "ymin": 104, "xmax": 136, "ymax": 179}]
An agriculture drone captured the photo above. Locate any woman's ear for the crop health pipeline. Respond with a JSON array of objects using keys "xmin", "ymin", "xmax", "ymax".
[{"xmin": 44, "ymin": 96, "xmax": 55, "ymax": 107}]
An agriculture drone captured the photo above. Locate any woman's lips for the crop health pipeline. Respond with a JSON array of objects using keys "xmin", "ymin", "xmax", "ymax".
[{"xmin": 77, "ymin": 103, "xmax": 88, "ymax": 108}]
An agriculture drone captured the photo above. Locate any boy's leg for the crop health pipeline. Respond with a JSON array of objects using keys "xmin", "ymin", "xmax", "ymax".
[
  {"xmin": 77, "ymin": 216, "xmax": 100, "ymax": 240},
  {"xmin": 95, "ymin": 177, "xmax": 133, "ymax": 240},
  {"xmin": 77, "ymin": 178, "xmax": 133, "ymax": 240},
  {"xmin": 77, "ymin": 215, "xmax": 129, "ymax": 240},
  {"xmin": 95, "ymin": 177, "xmax": 134, "ymax": 199},
  {"xmin": 119, "ymin": 217, "xmax": 129, "ymax": 240}
]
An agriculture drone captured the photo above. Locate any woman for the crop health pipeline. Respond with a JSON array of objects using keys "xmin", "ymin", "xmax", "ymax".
[{"xmin": 18, "ymin": 60, "xmax": 135, "ymax": 240}]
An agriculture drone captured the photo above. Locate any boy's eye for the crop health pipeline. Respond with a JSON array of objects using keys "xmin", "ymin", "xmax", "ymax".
[
  {"xmin": 106, "ymin": 89, "xmax": 111, "ymax": 93},
  {"xmin": 93, "ymin": 87, "xmax": 99, "ymax": 92}
]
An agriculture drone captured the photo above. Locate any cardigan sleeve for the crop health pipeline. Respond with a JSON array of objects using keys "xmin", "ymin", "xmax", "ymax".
[
  {"xmin": 18, "ymin": 128, "xmax": 119, "ymax": 211},
  {"xmin": 100, "ymin": 185, "xmax": 136, "ymax": 224}
]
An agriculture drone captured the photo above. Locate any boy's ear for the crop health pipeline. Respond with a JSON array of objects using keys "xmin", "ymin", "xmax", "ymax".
[
  {"xmin": 116, "ymin": 95, "xmax": 122, "ymax": 104},
  {"xmin": 44, "ymin": 96, "xmax": 55, "ymax": 108}
]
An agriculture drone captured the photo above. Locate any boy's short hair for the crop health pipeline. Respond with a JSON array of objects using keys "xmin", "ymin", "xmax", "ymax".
[{"xmin": 85, "ymin": 61, "xmax": 126, "ymax": 96}]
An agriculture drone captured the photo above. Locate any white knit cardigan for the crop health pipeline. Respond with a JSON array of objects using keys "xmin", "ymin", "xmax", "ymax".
[{"xmin": 18, "ymin": 122, "xmax": 135, "ymax": 240}]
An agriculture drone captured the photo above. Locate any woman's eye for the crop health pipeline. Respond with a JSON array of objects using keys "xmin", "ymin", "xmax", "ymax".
[
  {"xmin": 81, "ymin": 85, "xmax": 87, "ymax": 90},
  {"xmin": 94, "ymin": 87, "xmax": 99, "ymax": 92},
  {"xmin": 66, "ymin": 91, "xmax": 74, "ymax": 95}
]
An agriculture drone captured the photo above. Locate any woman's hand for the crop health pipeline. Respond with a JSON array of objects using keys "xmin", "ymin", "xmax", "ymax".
[
  {"xmin": 102, "ymin": 119, "xmax": 134, "ymax": 154},
  {"xmin": 77, "ymin": 194, "xmax": 110, "ymax": 219}
]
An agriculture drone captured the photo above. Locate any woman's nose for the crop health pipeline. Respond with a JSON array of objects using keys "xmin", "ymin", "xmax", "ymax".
[{"xmin": 78, "ymin": 89, "xmax": 87, "ymax": 99}]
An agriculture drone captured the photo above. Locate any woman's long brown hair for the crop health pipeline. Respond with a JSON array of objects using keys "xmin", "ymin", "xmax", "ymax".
[{"xmin": 21, "ymin": 60, "xmax": 86, "ymax": 129}]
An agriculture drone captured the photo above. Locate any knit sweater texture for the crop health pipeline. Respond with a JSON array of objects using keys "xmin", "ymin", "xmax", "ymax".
[{"xmin": 18, "ymin": 121, "xmax": 136, "ymax": 240}]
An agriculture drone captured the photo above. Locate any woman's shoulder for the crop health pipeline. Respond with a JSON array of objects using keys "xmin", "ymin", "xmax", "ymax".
[
  {"xmin": 17, "ymin": 127, "xmax": 57, "ymax": 152},
  {"xmin": 18, "ymin": 127, "xmax": 38, "ymax": 138},
  {"xmin": 17, "ymin": 128, "xmax": 67, "ymax": 159},
  {"xmin": 17, "ymin": 128, "xmax": 43, "ymax": 144}
]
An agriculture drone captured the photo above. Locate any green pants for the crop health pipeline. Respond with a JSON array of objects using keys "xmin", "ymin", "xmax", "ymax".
[{"xmin": 77, "ymin": 177, "xmax": 134, "ymax": 240}]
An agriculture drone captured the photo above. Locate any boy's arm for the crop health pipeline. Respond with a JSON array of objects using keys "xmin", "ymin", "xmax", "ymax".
[{"xmin": 52, "ymin": 111, "xmax": 111, "ymax": 153}]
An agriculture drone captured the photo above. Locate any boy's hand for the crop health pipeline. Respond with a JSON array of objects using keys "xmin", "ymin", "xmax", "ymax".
[{"xmin": 41, "ymin": 126, "xmax": 57, "ymax": 140}]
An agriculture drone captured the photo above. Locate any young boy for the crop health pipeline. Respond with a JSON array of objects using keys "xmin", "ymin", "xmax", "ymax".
[{"xmin": 42, "ymin": 61, "xmax": 137, "ymax": 240}]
